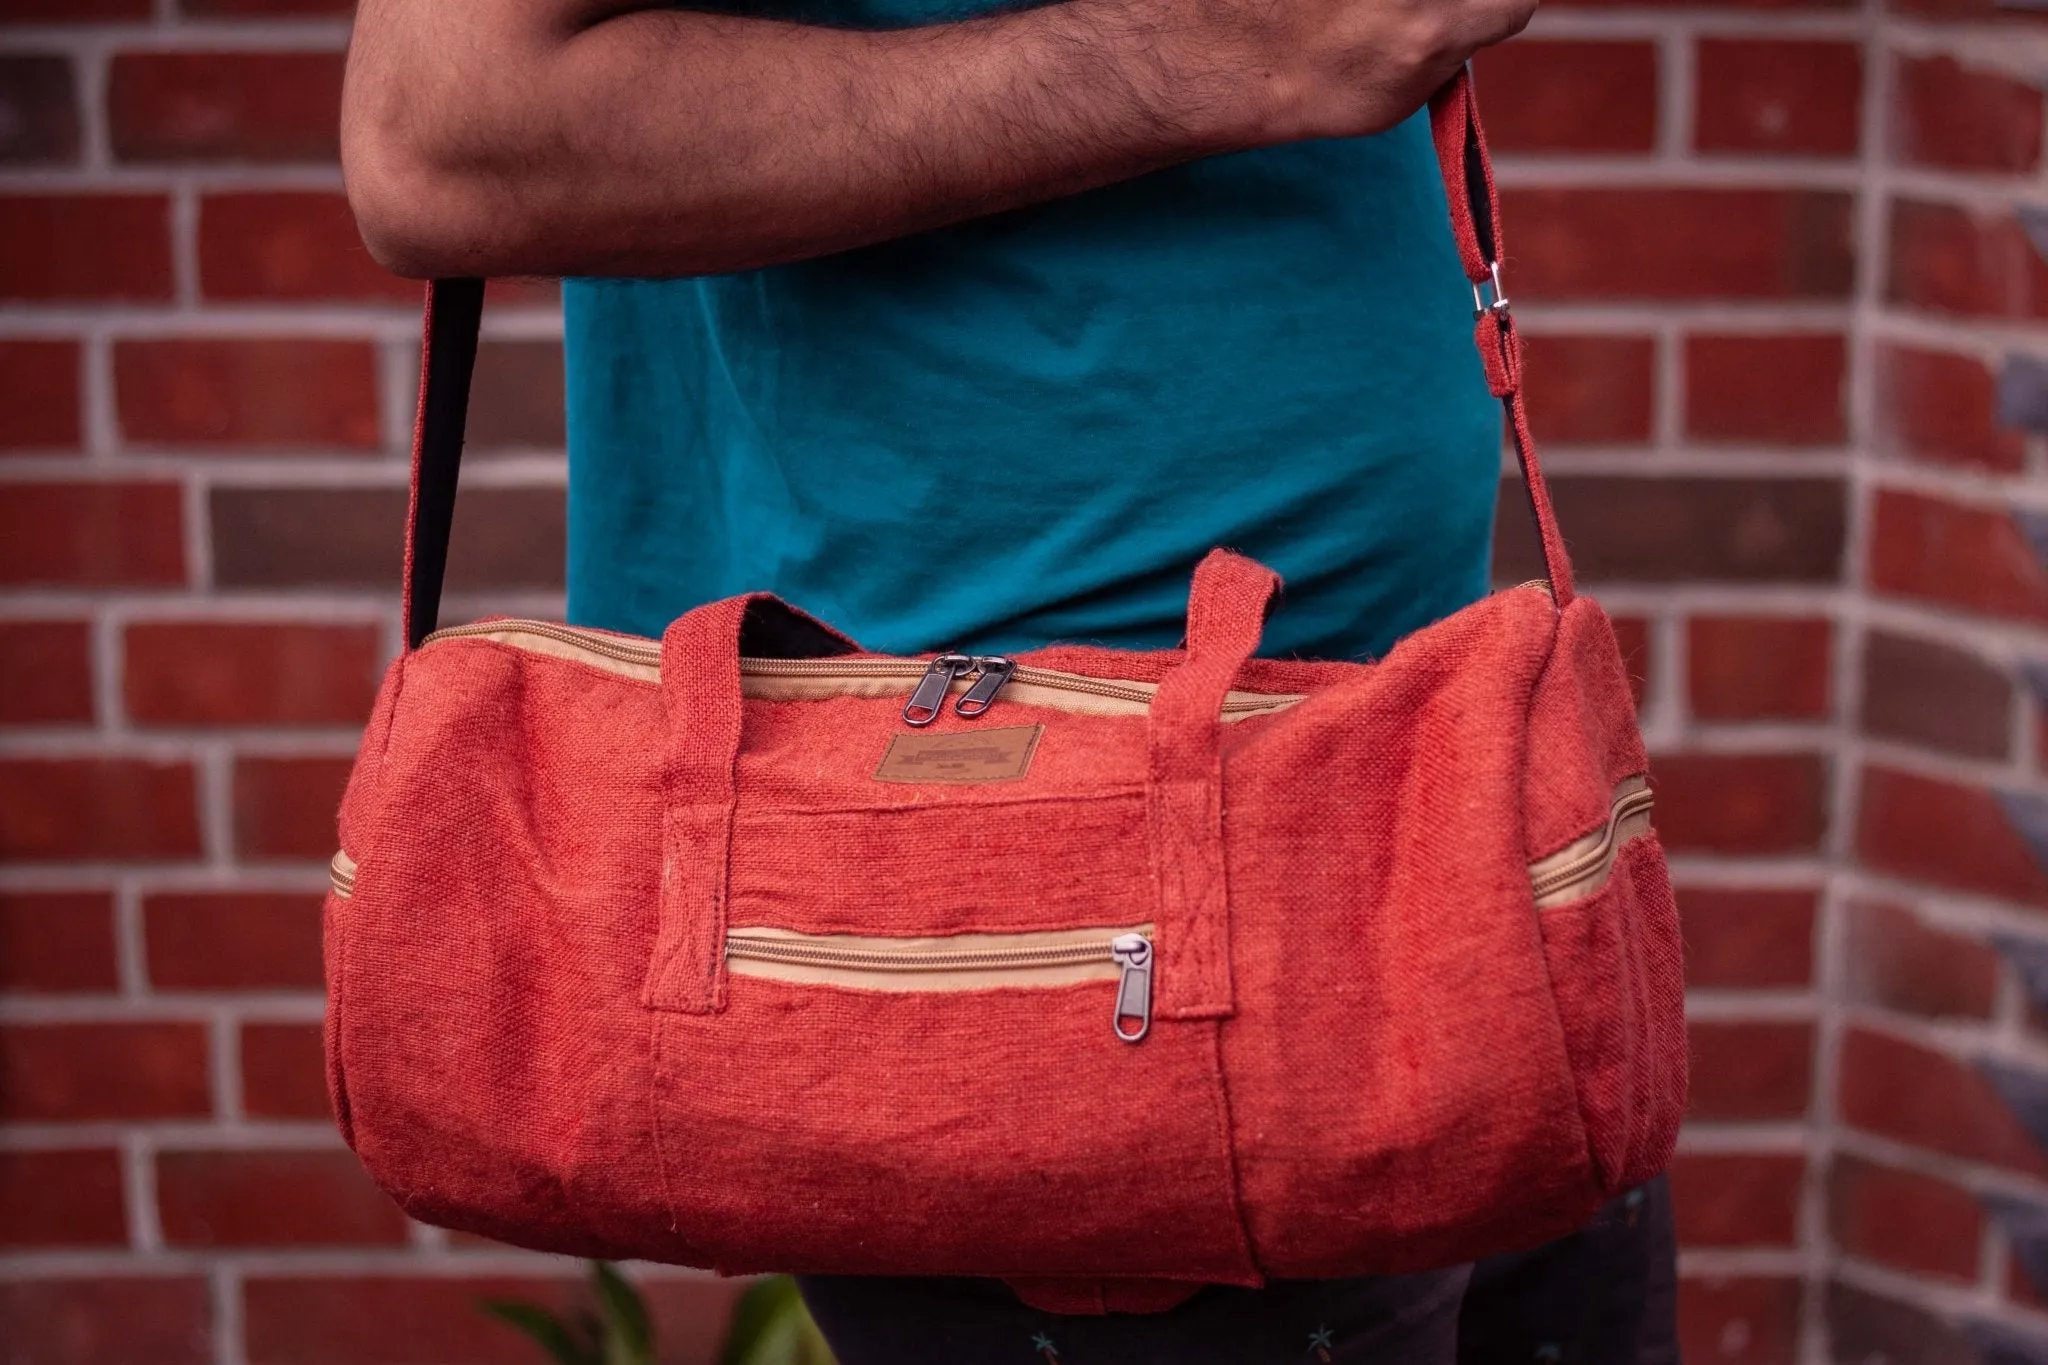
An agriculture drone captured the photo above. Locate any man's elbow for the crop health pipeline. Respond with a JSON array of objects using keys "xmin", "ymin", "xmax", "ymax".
[{"xmin": 344, "ymin": 127, "xmax": 505, "ymax": 279}]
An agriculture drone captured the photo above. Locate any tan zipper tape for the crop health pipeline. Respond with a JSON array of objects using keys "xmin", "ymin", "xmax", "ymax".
[
  {"xmin": 724, "ymin": 924, "xmax": 1150, "ymax": 991},
  {"xmin": 329, "ymin": 849, "xmax": 358, "ymax": 899},
  {"xmin": 421, "ymin": 620, "xmax": 1303, "ymax": 720},
  {"xmin": 1528, "ymin": 776, "xmax": 1654, "ymax": 910}
]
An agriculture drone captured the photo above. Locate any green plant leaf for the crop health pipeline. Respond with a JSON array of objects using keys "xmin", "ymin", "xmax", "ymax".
[
  {"xmin": 718, "ymin": 1278, "xmax": 835, "ymax": 1365},
  {"xmin": 591, "ymin": 1262, "xmax": 653, "ymax": 1365},
  {"xmin": 481, "ymin": 1300, "xmax": 602, "ymax": 1365}
]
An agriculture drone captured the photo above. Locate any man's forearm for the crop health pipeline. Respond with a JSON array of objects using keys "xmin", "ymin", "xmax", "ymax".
[
  {"xmin": 345, "ymin": 0, "xmax": 1536, "ymax": 278},
  {"xmin": 344, "ymin": 0, "xmax": 1274, "ymax": 278}
]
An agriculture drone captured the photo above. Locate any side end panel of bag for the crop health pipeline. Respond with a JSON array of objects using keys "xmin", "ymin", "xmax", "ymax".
[
  {"xmin": 1216, "ymin": 587, "xmax": 1605, "ymax": 1279},
  {"xmin": 324, "ymin": 638, "xmax": 705, "ymax": 1264},
  {"xmin": 1523, "ymin": 597, "xmax": 1687, "ymax": 1196},
  {"xmin": 324, "ymin": 651, "xmax": 409, "ymax": 1154}
]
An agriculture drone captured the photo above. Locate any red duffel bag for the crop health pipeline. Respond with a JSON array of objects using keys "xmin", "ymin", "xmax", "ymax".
[{"xmin": 322, "ymin": 70, "xmax": 1685, "ymax": 1314}]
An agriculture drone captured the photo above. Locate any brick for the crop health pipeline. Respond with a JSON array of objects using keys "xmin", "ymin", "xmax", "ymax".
[
  {"xmin": 1827, "ymin": 1282, "xmax": 1977, "ymax": 1365},
  {"xmin": 0, "ymin": 1021, "xmax": 210, "ymax": 1120},
  {"xmin": 108, "ymin": 51, "xmax": 344, "ymax": 163},
  {"xmin": 1689, "ymin": 1021, "xmax": 1813, "ymax": 1119},
  {"xmin": 241, "ymin": 1021, "xmax": 329, "ymax": 1119},
  {"xmin": 1877, "ymin": 343, "xmax": 2026, "ymax": 472},
  {"xmin": 158, "ymin": 1149, "xmax": 407, "ymax": 1246},
  {"xmin": 1519, "ymin": 334, "xmax": 1655, "ymax": 445},
  {"xmin": 1469, "ymin": 41, "xmax": 1658, "ymax": 152},
  {"xmin": 1845, "ymin": 900, "xmax": 1999, "ymax": 1022},
  {"xmin": 1677, "ymin": 886, "xmax": 1816, "ymax": 990},
  {"xmin": 1694, "ymin": 40, "xmax": 1861, "ymax": 156},
  {"xmin": 200, "ymin": 192, "xmax": 413, "ymax": 302},
  {"xmin": 1888, "ymin": 199, "xmax": 2048, "ymax": 321},
  {"xmin": 468, "ymin": 340, "xmax": 567, "ymax": 450},
  {"xmin": 0, "ymin": 889, "xmax": 118, "ymax": 993},
  {"xmin": 1, "ymin": 0, "xmax": 150, "ymax": 17},
  {"xmin": 1613, "ymin": 614, "xmax": 1650, "ymax": 709},
  {"xmin": 1870, "ymin": 489, "xmax": 2048, "ymax": 624},
  {"xmin": 0, "ymin": 193, "xmax": 171, "ymax": 300},
  {"xmin": 1495, "ymin": 477, "xmax": 1845, "ymax": 585},
  {"xmin": 1829, "ymin": 1153, "xmax": 1982, "ymax": 1281},
  {"xmin": 0, "ymin": 482, "xmax": 186, "ymax": 586},
  {"xmin": 1502, "ymin": 188, "xmax": 1853, "ymax": 300},
  {"xmin": 0, "ymin": 757, "xmax": 201, "ymax": 860},
  {"xmin": 1892, "ymin": 0, "xmax": 2048, "ymax": 13},
  {"xmin": 233, "ymin": 756, "xmax": 353, "ymax": 861},
  {"xmin": 1687, "ymin": 616, "xmax": 1831, "ymax": 720},
  {"xmin": 485, "ymin": 276, "xmax": 559, "ymax": 307},
  {"xmin": 245, "ymin": 1275, "xmax": 742, "ymax": 1365},
  {"xmin": 1669, "ymin": 1152, "xmax": 1803, "ymax": 1247},
  {"xmin": 116, "ymin": 338, "xmax": 381, "ymax": 449},
  {"xmin": 211, "ymin": 486, "xmax": 567, "ymax": 590},
  {"xmin": 0, "ymin": 54, "xmax": 79, "ymax": 163},
  {"xmin": 146, "ymin": 891, "xmax": 323, "ymax": 990},
  {"xmin": 1683, "ymin": 334, "xmax": 1845, "ymax": 446},
  {"xmin": 1892, "ymin": 54, "xmax": 2043, "ymax": 174},
  {"xmin": 0, "ymin": 618, "xmax": 92, "ymax": 723},
  {"xmin": 125, "ymin": 622, "xmax": 383, "ymax": 727},
  {"xmin": 184, "ymin": 0, "xmax": 353, "ymax": 11},
  {"xmin": 0, "ymin": 1148, "xmax": 125, "ymax": 1245},
  {"xmin": 1840, "ymin": 1027, "xmax": 2047, "ymax": 1175},
  {"xmin": 1858, "ymin": 766, "xmax": 2048, "ymax": 906},
  {"xmin": 1677, "ymin": 1277, "xmax": 1801, "ymax": 1365},
  {"xmin": 0, "ymin": 1278, "xmax": 211, "ymax": 1365},
  {"xmin": 1650, "ymin": 753, "xmax": 1827, "ymax": 854},
  {"xmin": 0, "ymin": 338, "xmax": 81, "ymax": 450},
  {"xmin": 1860, "ymin": 630, "xmax": 2012, "ymax": 760}
]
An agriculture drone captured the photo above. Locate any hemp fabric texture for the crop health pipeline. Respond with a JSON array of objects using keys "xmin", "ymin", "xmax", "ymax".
[{"xmin": 321, "ymin": 71, "xmax": 1687, "ymax": 1316}]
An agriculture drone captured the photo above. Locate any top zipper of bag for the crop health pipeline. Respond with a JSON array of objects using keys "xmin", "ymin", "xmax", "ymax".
[{"xmin": 420, "ymin": 619, "xmax": 1304, "ymax": 723}]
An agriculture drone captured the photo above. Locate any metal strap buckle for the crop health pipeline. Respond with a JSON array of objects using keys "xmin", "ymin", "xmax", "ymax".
[{"xmin": 1471, "ymin": 261, "xmax": 1509, "ymax": 319}]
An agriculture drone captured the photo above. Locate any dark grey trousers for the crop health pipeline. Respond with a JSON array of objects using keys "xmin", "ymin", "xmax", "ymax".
[{"xmin": 796, "ymin": 1175, "xmax": 1677, "ymax": 1364}]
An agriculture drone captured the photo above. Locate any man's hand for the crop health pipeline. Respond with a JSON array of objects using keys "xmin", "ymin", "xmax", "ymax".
[{"xmin": 342, "ymin": 0, "xmax": 1535, "ymax": 280}]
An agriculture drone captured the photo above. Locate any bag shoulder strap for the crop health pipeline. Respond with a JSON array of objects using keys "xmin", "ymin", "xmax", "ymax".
[{"xmin": 400, "ymin": 66, "xmax": 1575, "ymax": 648}]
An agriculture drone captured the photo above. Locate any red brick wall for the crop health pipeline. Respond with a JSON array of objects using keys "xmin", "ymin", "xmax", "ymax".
[{"xmin": 2, "ymin": 2, "xmax": 2044, "ymax": 1362}]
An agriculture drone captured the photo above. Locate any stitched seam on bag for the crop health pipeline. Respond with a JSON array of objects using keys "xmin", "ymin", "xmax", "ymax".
[
  {"xmin": 737, "ymin": 788, "xmax": 1146, "ymax": 818},
  {"xmin": 1205, "ymin": 1021, "xmax": 1268, "ymax": 1284},
  {"xmin": 647, "ymin": 1009, "xmax": 685, "ymax": 1235}
]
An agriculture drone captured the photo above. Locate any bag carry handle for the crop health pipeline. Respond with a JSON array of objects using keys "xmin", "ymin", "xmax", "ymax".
[
  {"xmin": 398, "ymin": 65, "xmax": 1576, "ymax": 649},
  {"xmin": 1146, "ymin": 549, "xmax": 1282, "ymax": 1019}
]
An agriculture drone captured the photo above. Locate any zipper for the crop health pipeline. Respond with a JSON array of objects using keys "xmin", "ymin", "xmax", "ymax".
[
  {"xmin": 422, "ymin": 620, "xmax": 1303, "ymax": 722},
  {"xmin": 1528, "ymin": 779, "xmax": 1655, "ymax": 908},
  {"xmin": 952, "ymin": 656, "xmax": 1016, "ymax": 719},
  {"xmin": 903, "ymin": 654, "xmax": 974, "ymax": 726},
  {"xmin": 724, "ymin": 925, "xmax": 1155, "ymax": 1043},
  {"xmin": 329, "ymin": 849, "xmax": 358, "ymax": 899}
]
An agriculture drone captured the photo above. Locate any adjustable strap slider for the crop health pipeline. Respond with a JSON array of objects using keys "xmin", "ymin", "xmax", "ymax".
[{"xmin": 1471, "ymin": 260, "xmax": 1509, "ymax": 319}]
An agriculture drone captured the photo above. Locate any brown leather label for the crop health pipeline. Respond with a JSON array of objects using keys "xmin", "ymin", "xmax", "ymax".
[{"xmin": 874, "ymin": 725, "xmax": 1042, "ymax": 784}]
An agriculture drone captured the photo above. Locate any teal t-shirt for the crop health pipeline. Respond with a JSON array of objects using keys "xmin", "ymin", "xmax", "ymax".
[{"xmin": 563, "ymin": 108, "xmax": 1498, "ymax": 661}]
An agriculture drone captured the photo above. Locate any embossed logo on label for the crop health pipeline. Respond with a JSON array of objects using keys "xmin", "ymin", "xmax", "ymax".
[{"xmin": 874, "ymin": 724, "xmax": 1042, "ymax": 784}]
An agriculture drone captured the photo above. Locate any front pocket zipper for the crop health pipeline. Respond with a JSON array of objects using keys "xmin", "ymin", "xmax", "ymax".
[
  {"xmin": 419, "ymin": 620, "xmax": 1304, "ymax": 724},
  {"xmin": 724, "ymin": 925, "xmax": 1155, "ymax": 1043}
]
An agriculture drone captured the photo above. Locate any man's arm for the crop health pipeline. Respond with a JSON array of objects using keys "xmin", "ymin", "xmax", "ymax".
[{"xmin": 343, "ymin": 0, "xmax": 1535, "ymax": 279}]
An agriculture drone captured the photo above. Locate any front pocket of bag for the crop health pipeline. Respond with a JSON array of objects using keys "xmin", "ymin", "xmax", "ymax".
[
  {"xmin": 1536, "ymin": 824, "xmax": 1686, "ymax": 1194},
  {"xmin": 649, "ymin": 922, "xmax": 1259, "ymax": 1283}
]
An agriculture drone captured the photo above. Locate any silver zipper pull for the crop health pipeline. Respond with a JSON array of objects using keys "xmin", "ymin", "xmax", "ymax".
[
  {"xmin": 953, "ymin": 656, "xmax": 1015, "ymax": 718},
  {"xmin": 903, "ymin": 654, "xmax": 973, "ymax": 727},
  {"xmin": 1110, "ymin": 933, "xmax": 1152, "ymax": 1043}
]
